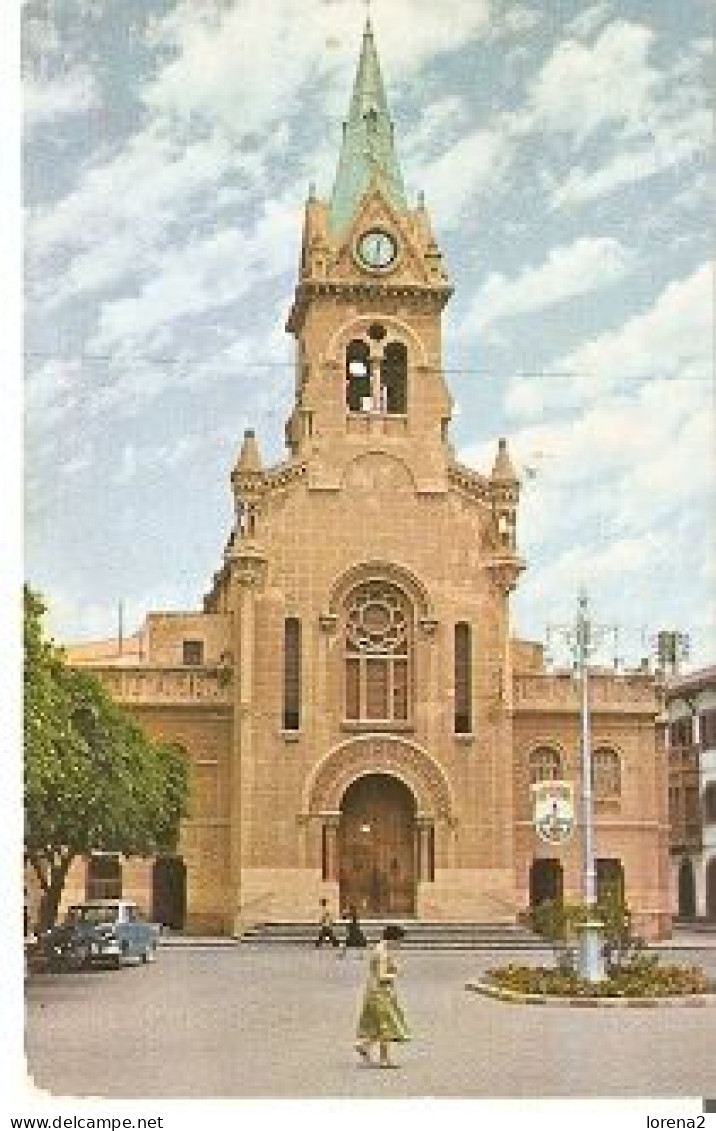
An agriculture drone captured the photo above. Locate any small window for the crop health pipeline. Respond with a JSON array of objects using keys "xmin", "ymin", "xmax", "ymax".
[
  {"xmin": 283, "ymin": 617, "xmax": 301, "ymax": 730},
  {"xmin": 454, "ymin": 622, "xmax": 472, "ymax": 734},
  {"xmin": 529, "ymin": 746, "xmax": 562, "ymax": 785},
  {"xmin": 321, "ymin": 826, "xmax": 329, "ymax": 881},
  {"xmin": 704, "ymin": 784, "xmax": 716, "ymax": 825},
  {"xmin": 182, "ymin": 639, "xmax": 204, "ymax": 666},
  {"xmin": 700, "ymin": 708, "xmax": 716, "ymax": 749},
  {"xmin": 670, "ymin": 716, "xmax": 693, "ymax": 747},
  {"xmin": 592, "ymin": 747, "xmax": 621, "ymax": 799}
]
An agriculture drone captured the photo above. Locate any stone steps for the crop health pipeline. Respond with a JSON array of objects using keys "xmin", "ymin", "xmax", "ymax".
[{"xmin": 239, "ymin": 919, "xmax": 549, "ymax": 950}]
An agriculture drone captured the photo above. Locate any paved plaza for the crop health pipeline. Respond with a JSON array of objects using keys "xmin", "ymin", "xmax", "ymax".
[{"xmin": 26, "ymin": 945, "xmax": 716, "ymax": 1099}]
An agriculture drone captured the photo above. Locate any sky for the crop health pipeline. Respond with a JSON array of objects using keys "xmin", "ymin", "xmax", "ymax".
[{"xmin": 23, "ymin": 0, "xmax": 714, "ymax": 670}]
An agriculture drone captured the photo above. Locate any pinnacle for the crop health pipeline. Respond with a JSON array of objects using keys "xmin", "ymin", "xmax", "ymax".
[
  {"xmin": 491, "ymin": 437, "xmax": 519, "ymax": 483},
  {"xmin": 236, "ymin": 428, "xmax": 262, "ymax": 474}
]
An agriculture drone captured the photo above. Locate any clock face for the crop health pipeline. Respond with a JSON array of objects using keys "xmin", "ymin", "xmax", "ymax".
[{"xmin": 358, "ymin": 229, "xmax": 397, "ymax": 269}]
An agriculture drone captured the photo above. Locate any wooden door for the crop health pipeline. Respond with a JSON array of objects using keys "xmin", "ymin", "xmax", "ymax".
[
  {"xmin": 338, "ymin": 774, "xmax": 416, "ymax": 917},
  {"xmin": 529, "ymin": 858, "xmax": 564, "ymax": 907},
  {"xmin": 151, "ymin": 856, "xmax": 187, "ymax": 930},
  {"xmin": 678, "ymin": 858, "xmax": 696, "ymax": 919},
  {"xmin": 707, "ymin": 858, "xmax": 716, "ymax": 921}
]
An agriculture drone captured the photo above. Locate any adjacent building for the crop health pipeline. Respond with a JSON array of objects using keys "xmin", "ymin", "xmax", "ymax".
[{"xmin": 667, "ymin": 665, "xmax": 716, "ymax": 920}]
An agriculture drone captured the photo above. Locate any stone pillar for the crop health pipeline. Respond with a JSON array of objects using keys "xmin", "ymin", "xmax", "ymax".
[
  {"xmin": 415, "ymin": 814, "xmax": 433, "ymax": 882},
  {"xmin": 418, "ymin": 616, "xmax": 439, "ymax": 751},
  {"xmin": 227, "ymin": 546, "xmax": 267, "ymax": 935},
  {"xmin": 368, "ymin": 340, "xmax": 383, "ymax": 411},
  {"xmin": 317, "ymin": 614, "xmax": 337, "ymax": 761},
  {"xmin": 320, "ymin": 812, "xmax": 341, "ymax": 883}
]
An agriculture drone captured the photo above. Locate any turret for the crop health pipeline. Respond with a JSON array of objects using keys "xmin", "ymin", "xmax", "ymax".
[
  {"xmin": 230, "ymin": 429, "xmax": 264, "ymax": 542},
  {"xmin": 490, "ymin": 438, "xmax": 519, "ymax": 552}
]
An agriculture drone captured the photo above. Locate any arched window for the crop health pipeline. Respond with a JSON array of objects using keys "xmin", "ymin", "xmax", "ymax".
[
  {"xmin": 703, "ymin": 783, "xmax": 716, "ymax": 825},
  {"xmin": 592, "ymin": 747, "xmax": 621, "ymax": 799},
  {"xmin": 346, "ymin": 339, "xmax": 371, "ymax": 412},
  {"xmin": 454, "ymin": 622, "xmax": 472, "ymax": 734},
  {"xmin": 381, "ymin": 341, "xmax": 407, "ymax": 414},
  {"xmin": 528, "ymin": 746, "xmax": 563, "ymax": 785},
  {"xmin": 283, "ymin": 617, "xmax": 301, "ymax": 731},
  {"xmin": 344, "ymin": 581, "xmax": 411, "ymax": 724}
]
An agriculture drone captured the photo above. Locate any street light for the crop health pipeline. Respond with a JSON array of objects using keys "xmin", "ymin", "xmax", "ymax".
[{"xmin": 548, "ymin": 588, "xmax": 618, "ymax": 981}]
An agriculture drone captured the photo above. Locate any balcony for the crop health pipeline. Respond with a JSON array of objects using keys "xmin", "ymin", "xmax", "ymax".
[
  {"xmin": 513, "ymin": 672, "xmax": 657, "ymax": 713},
  {"xmin": 345, "ymin": 412, "xmax": 409, "ymax": 440},
  {"xmin": 93, "ymin": 665, "xmax": 232, "ymax": 707}
]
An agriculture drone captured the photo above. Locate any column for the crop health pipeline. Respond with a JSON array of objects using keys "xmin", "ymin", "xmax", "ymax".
[
  {"xmin": 416, "ymin": 815, "xmax": 433, "ymax": 882},
  {"xmin": 227, "ymin": 549, "xmax": 267, "ymax": 935},
  {"xmin": 320, "ymin": 812, "xmax": 341, "ymax": 883}
]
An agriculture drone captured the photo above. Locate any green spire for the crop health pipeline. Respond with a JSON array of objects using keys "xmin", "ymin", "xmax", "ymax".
[{"xmin": 327, "ymin": 19, "xmax": 408, "ymax": 233}]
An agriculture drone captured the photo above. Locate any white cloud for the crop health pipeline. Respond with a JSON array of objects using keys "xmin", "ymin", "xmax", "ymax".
[
  {"xmin": 462, "ymin": 236, "xmax": 632, "ymax": 334},
  {"xmin": 144, "ymin": 0, "xmax": 492, "ymax": 138},
  {"xmin": 89, "ymin": 190, "xmax": 299, "ymax": 354},
  {"xmin": 24, "ymin": 67, "xmax": 99, "ymax": 129},
  {"xmin": 403, "ymin": 96, "xmax": 468, "ymax": 162},
  {"xmin": 526, "ymin": 20, "xmax": 658, "ymax": 145},
  {"xmin": 551, "ymin": 144, "xmax": 671, "ymax": 207},
  {"xmin": 512, "ymin": 20, "xmax": 711, "ymax": 205},
  {"xmin": 412, "ymin": 127, "xmax": 513, "ymax": 223},
  {"xmin": 505, "ymin": 264, "xmax": 712, "ymax": 418},
  {"xmin": 558, "ymin": 263, "xmax": 711, "ymax": 390},
  {"xmin": 565, "ymin": 3, "xmax": 612, "ymax": 41},
  {"xmin": 499, "ymin": 6, "xmax": 541, "ymax": 36}
]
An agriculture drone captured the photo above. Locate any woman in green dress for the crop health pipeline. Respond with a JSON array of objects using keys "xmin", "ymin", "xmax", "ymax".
[{"xmin": 355, "ymin": 924, "xmax": 410, "ymax": 1069}]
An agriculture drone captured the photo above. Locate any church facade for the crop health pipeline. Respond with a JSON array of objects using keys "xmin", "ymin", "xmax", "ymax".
[{"xmin": 63, "ymin": 24, "xmax": 670, "ymax": 939}]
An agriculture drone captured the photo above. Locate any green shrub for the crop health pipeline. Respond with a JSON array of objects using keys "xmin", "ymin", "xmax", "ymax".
[
  {"xmin": 485, "ymin": 962, "xmax": 716, "ymax": 998},
  {"xmin": 525, "ymin": 893, "xmax": 646, "ymax": 972}
]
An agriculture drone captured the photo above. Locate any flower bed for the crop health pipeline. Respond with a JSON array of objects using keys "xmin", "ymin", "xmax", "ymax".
[{"xmin": 485, "ymin": 959, "xmax": 716, "ymax": 999}]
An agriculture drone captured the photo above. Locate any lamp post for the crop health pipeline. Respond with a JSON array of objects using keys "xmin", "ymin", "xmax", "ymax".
[
  {"xmin": 574, "ymin": 590, "xmax": 603, "ymax": 981},
  {"xmin": 547, "ymin": 589, "xmax": 618, "ymax": 981}
]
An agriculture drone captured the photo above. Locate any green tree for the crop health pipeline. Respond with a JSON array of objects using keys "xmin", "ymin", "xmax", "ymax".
[{"xmin": 24, "ymin": 587, "xmax": 189, "ymax": 929}]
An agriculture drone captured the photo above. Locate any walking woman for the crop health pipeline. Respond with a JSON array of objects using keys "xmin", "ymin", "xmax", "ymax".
[{"xmin": 355, "ymin": 924, "xmax": 410, "ymax": 1069}]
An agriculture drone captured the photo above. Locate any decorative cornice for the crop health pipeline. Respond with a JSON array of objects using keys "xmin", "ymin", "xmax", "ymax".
[
  {"xmin": 287, "ymin": 279, "xmax": 452, "ymax": 332},
  {"xmin": 484, "ymin": 555, "xmax": 526, "ymax": 594},
  {"xmin": 447, "ymin": 461, "xmax": 490, "ymax": 502},
  {"xmin": 226, "ymin": 549, "xmax": 268, "ymax": 589}
]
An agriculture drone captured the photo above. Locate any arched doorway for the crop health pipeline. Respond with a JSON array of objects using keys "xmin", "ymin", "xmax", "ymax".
[
  {"xmin": 338, "ymin": 773, "xmax": 416, "ymax": 917},
  {"xmin": 678, "ymin": 858, "xmax": 696, "ymax": 919},
  {"xmin": 596, "ymin": 858, "xmax": 625, "ymax": 906},
  {"xmin": 529, "ymin": 859, "xmax": 563, "ymax": 908},
  {"xmin": 152, "ymin": 856, "xmax": 186, "ymax": 930},
  {"xmin": 706, "ymin": 857, "xmax": 716, "ymax": 921}
]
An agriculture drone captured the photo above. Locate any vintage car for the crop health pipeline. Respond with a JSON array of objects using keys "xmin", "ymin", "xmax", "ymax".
[{"xmin": 42, "ymin": 899, "xmax": 160, "ymax": 969}]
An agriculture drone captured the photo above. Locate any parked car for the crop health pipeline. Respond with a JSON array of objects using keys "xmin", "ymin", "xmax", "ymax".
[{"xmin": 42, "ymin": 900, "xmax": 160, "ymax": 970}]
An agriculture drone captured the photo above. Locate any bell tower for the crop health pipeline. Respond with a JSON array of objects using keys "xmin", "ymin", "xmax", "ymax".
[{"xmin": 285, "ymin": 20, "xmax": 454, "ymax": 484}]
